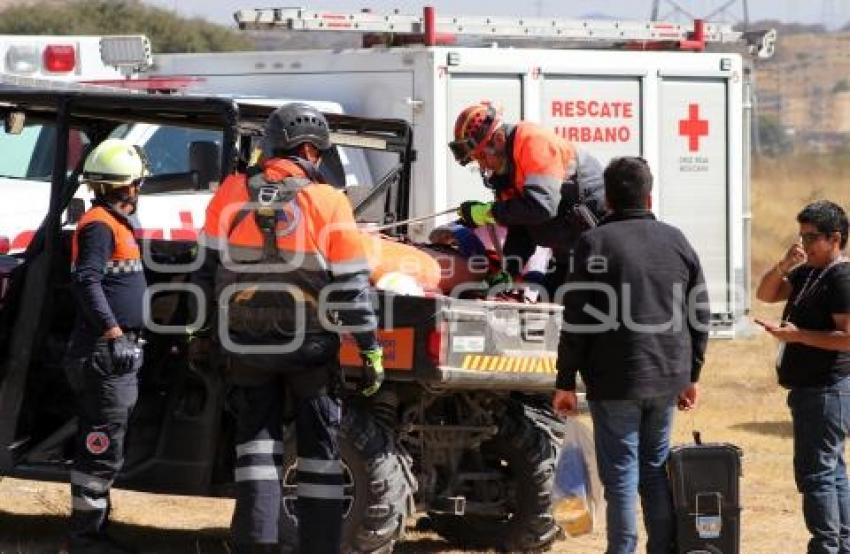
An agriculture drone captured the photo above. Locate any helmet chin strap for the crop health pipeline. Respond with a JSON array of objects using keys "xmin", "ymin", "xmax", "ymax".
[{"xmin": 100, "ymin": 186, "xmax": 138, "ymax": 216}]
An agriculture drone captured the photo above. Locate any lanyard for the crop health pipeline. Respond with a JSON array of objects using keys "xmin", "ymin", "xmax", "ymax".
[{"xmin": 788, "ymin": 256, "xmax": 847, "ymax": 313}]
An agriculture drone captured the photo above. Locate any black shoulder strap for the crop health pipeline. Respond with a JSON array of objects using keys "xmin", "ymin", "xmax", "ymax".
[
  {"xmin": 227, "ymin": 165, "xmax": 314, "ymax": 257},
  {"xmin": 226, "ymin": 166, "xmax": 265, "ymax": 237},
  {"xmin": 286, "ymin": 156, "xmax": 325, "ymax": 183}
]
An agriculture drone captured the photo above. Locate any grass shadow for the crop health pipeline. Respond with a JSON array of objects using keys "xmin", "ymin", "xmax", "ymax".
[
  {"xmin": 731, "ymin": 420, "xmax": 793, "ymax": 438},
  {"xmin": 395, "ymin": 536, "xmax": 460, "ymax": 553},
  {"xmin": 0, "ymin": 512, "xmax": 469, "ymax": 553},
  {"xmin": 0, "ymin": 510, "xmax": 229, "ymax": 554}
]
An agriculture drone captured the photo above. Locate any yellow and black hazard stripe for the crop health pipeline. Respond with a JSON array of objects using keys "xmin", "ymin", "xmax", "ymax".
[{"xmin": 460, "ymin": 354, "xmax": 557, "ymax": 374}]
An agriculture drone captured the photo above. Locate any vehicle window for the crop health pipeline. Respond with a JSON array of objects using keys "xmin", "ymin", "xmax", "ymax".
[
  {"xmin": 0, "ymin": 125, "xmax": 45, "ymax": 179},
  {"xmin": 243, "ymin": 138, "xmax": 369, "ymax": 190},
  {"xmin": 108, "ymin": 124, "xmax": 130, "ymax": 139},
  {"xmin": 345, "ymin": 148, "xmax": 402, "ymax": 225},
  {"xmin": 0, "ymin": 124, "xmax": 89, "ymax": 181},
  {"xmin": 337, "ymin": 147, "xmax": 368, "ymax": 187},
  {"xmin": 142, "ymin": 126, "xmax": 223, "ymax": 175}
]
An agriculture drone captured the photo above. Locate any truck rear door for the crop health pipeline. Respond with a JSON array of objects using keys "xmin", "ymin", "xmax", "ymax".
[
  {"xmin": 446, "ymin": 74, "xmax": 523, "ymax": 209},
  {"xmin": 658, "ymin": 79, "xmax": 729, "ymax": 317},
  {"xmin": 540, "ymin": 75, "xmax": 642, "ymax": 166}
]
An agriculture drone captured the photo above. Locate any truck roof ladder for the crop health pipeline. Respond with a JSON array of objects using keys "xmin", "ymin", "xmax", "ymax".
[{"xmin": 234, "ymin": 5, "xmax": 775, "ymax": 58}]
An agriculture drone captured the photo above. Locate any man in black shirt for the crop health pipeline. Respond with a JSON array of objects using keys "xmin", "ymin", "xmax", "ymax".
[
  {"xmin": 757, "ymin": 200, "xmax": 850, "ymax": 554},
  {"xmin": 553, "ymin": 157, "xmax": 709, "ymax": 554}
]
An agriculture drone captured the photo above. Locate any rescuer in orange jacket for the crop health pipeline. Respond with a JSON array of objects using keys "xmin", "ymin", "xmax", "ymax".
[
  {"xmin": 449, "ymin": 101, "xmax": 606, "ymax": 294},
  {"xmin": 64, "ymin": 139, "xmax": 149, "ymax": 554},
  {"xmin": 191, "ymin": 103, "xmax": 382, "ymax": 554}
]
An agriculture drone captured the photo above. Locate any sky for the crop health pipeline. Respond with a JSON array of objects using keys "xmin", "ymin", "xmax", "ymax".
[{"xmin": 145, "ymin": 0, "xmax": 848, "ymax": 30}]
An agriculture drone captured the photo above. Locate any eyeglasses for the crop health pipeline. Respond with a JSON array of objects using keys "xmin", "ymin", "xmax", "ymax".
[{"xmin": 800, "ymin": 231, "xmax": 835, "ymax": 244}]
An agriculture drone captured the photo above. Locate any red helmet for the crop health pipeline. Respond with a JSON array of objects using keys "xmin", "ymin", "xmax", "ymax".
[{"xmin": 449, "ymin": 101, "xmax": 502, "ymax": 166}]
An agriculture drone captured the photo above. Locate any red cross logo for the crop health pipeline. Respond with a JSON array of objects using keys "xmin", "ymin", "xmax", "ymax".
[{"xmin": 678, "ymin": 104, "xmax": 709, "ymax": 152}]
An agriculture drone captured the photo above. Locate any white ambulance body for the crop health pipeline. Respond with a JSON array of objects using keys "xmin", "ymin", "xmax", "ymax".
[{"xmin": 144, "ymin": 8, "xmax": 770, "ymax": 335}]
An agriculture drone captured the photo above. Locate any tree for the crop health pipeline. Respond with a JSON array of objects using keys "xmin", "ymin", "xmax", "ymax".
[{"xmin": 0, "ymin": 0, "xmax": 253, "ymax": 53}]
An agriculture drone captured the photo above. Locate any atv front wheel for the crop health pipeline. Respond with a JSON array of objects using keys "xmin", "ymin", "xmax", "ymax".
[{"xmin": 427, "ymin": 398, "xmax": 562, "ymax": 552}]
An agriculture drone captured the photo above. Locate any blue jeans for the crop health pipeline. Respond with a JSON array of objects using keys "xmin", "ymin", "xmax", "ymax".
[
  {"xmin": 788, "ymin": 377, "xmax": 850, "ymax": 554},
  {"xmin": 589, "ymin": 396, "xmax": 676, "ymax": 554}
]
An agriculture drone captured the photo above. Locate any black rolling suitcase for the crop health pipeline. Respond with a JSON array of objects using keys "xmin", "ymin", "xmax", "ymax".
[{"xmin": 668, "ymin": 432, "xmax": 742, "ymax": 554}]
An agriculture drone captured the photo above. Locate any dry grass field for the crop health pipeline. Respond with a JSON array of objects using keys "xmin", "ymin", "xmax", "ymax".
[{"xmin": 1, "ymin": 154, "xmax": 849, "ymax": 553}]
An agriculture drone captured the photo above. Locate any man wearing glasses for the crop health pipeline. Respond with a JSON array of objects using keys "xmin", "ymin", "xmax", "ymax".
[
  {"xmin": 64, "ymin": 139, "xmax": 149, "ymax": 553},
  {"xmin": 449, "ymin": 101, "xmax": 606, "ymax": 295},
  {"xmin": 756, "ymin": 200, "xmax": 850, "ymax": 554}
]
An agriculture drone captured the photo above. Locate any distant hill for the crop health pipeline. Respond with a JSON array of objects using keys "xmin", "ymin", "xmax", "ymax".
[{"xmin": 0, "ymin": 0, "xmax": 252, "ymax": 52}]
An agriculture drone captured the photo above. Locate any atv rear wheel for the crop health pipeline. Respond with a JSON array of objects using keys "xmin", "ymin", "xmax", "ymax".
[
  {"xmin": 427, "ymin": 399, "xmax": 562, "ymax": 552},
  {"xmin": 279, "ymin": 399, "xmax": 414, "ymax": 553}
]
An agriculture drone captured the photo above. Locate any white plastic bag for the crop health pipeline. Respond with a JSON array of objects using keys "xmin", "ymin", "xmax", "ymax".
[{"xmin": 551, "ymin": 418, "xmax": 601, "ymax": 537}]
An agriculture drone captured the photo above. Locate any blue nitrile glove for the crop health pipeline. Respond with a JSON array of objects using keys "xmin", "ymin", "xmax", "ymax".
[
  {"xmin": 458, "ymin": 201, "xmax": 496, "ymax": 228},
  {"xmin": 359, "ymin": 347, "xmax": 384, "ymax": 397}
]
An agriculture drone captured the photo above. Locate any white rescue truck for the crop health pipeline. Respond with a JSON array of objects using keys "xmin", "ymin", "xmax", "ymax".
[{"xmin": 145, "ymin": 6, "xmax": 776, "ymax": 336}]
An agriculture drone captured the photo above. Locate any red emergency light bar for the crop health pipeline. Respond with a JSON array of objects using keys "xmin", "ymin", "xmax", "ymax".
[
  {"xmin": 42, "ymin": 44, "xmax": 77, "ymax": 73},
  {"xmin": 80, "ymin": 76, "xmax": 204, "ymax": 92}
]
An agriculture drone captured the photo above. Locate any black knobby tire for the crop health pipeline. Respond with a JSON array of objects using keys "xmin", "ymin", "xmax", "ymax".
[
  {"xmin": 279, "ymin": 399, "xmax": 414, "ymax": 553},
  {"xmin": 428, "ymin": 399, "xmax": 562, "ymax": 553}
]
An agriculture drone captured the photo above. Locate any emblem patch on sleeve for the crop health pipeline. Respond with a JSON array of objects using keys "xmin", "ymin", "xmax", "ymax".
[{"xmin": 85, "ymin": 431, "xmax": 110, "ymax": 455}]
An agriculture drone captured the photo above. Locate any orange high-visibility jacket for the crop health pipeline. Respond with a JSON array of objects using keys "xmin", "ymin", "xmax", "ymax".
[
  {"xmin": 70, "ymin": 204, "xmax": 146, "ymax": 333},
  {"xmin": 198, "ymin": 158, "xmax": 378, "ymax": 349},
  {"xmin": 490, "ymin": 122, "xmax": 605, "ymax": 265},
  {"xmin": 72, "ymin": 206, "xmax": 141, "ymax": 267}
]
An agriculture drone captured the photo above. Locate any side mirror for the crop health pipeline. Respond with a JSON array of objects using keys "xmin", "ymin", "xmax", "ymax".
[
  {"xmin": 64, "ymin": 198, "xmax": 86, "ymax": 226},
  {"xmin": 189, "ymin": 141, "xmax": 221, "ymax": 190}
]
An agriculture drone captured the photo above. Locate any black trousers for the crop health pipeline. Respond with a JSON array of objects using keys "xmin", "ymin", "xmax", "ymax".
[
  {"xmin": 230, "ymin": 362, "xmax": 344, "ymax": 554},
  {"xmin": 65, "ymin": 337, "xmax": 141, "ymax": 539}
]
